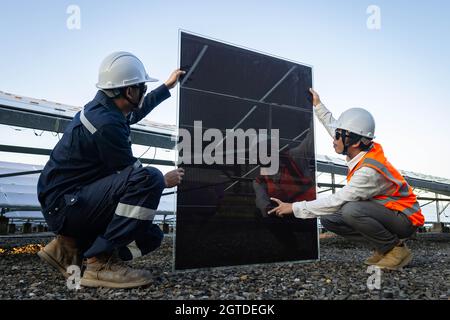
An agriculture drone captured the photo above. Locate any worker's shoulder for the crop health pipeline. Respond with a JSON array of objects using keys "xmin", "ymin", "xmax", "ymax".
[
  {"xmin": 82, "ymin": 100, "xmax": 127, "ymax": 133},
  {"xmin": 356, "ymin": 165, "xmax": 381, "ymax": 177}
]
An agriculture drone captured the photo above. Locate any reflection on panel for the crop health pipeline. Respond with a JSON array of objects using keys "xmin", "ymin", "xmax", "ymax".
[{"xmin": 176, "ymin": 31, "xmax": 317, "ymax": 270}]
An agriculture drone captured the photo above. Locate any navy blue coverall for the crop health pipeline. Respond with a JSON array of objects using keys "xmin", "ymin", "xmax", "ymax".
[{"xmin": 37, "ymin": 85, "xmax": 171, "ymax": 260}]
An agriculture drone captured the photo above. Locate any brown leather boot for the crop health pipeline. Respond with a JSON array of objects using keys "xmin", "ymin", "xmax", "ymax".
[
  {"xmin": 375, "ymin": 245, "xmax": 412, "ymax": 270},
  {"xmin": 364, "ymin": 250, "xmax": 384, "ymax": 266},
  {"xmin": 80, "ymin": 252, "xmax": 152, "ymax": 289},
  {"xmin": 37, "ymin": 235, "xmax": 81, "ymax": 278}
]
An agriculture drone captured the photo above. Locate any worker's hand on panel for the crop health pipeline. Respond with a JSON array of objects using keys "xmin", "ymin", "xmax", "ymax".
[
  {"xmin": 268, "ymin": 198, "xmax": 294, "ymax": 217},
  {"xmin": 164, "ymin": 168, "xmax": 185, "ymax": 188},
  {"xmin": 164, "ymin": 69, "xmax": 186, "ymax": 89},
  {"xmin": 309, "ymin": 88, "xmax": 321, "ymax": 107}
]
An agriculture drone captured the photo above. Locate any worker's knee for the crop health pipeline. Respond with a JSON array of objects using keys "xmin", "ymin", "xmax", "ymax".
[
  {"xmin": 151, "ymin": 223, "xmax": 164, "ymax": 244},
  {"xmin": 320, "ymin": 215, "xmax": 344, "ymax": 233},
  {"xmin": 340, "ymin": 202, "xmax": 364, "ymax": 224},
  {"xmin": 133, "ymin": 166, "xmax": 165, "ymax": 194},
  {"xmin": 146, "ymin": 167, "xmax": 166, "ymax": 192},
  {"xmin": 140, "ymin": 224, "xmax": 164, "ymax": 255}
]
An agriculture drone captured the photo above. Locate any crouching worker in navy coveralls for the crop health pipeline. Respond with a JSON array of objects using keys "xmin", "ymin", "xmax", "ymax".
[{"xmin": 37, "ymin": 52, "xmax": 185, "ymax": 288}]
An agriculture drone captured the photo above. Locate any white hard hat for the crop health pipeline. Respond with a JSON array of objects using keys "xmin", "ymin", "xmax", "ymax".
[
  {"xmin": 333, "ymin": 108, "xmax": 376, "ymax": 139},
  {"xmin": 96, "ymin": 51, "xmax": 158, "ymax": 90}
]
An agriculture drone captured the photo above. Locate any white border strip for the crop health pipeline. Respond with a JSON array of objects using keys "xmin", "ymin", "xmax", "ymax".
[
  {"xmin": 127, "ymin": 241, "xmax": 143, "ymax": 259},
  {"xmin": 115, "ymin": 202, "xmax": 155, "ymax": 220}
]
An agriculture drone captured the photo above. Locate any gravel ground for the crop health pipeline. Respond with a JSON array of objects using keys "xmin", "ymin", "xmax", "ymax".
[{"xmin": 0, "ymin": 233, "xmax": 449, "ymax": 300}]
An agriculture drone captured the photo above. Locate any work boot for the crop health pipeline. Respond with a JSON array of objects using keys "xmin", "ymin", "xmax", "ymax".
[
  {"xmin": 375, "ymin": 245, "xmax": 412, "ymax": 270},
  {"xmin": 364, "ymin": 250, "xmax": 384, "ymax": 266},
  {"xmin": 80, "ymin": 252, "xmax": 152, "ymax": 288},
  {"xmin": 37, "ymin": 235, "xmax": 82, "ymax": 278}
]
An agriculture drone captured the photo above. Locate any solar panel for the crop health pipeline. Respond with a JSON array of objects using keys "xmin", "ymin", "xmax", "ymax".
[{"xmin": 175, "ymin": 31, "xmax": 319, "ymax": 270}]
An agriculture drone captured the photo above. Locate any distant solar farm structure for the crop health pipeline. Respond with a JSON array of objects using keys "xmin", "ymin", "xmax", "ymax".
[
  {"xmin": 0, "ymin": 90, "xmax": 176, "ymax": 235},
  {"xmin": 0, "ymin": 91, "xmax": 449, "ymax": 235}
]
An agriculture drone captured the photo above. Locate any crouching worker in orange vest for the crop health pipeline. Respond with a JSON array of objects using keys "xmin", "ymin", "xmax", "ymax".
[{"xmin": 269, "ymin": 89, "xmax": 424, "ymax": 270}]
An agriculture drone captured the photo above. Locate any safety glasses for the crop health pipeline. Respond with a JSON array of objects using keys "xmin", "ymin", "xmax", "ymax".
[
  {"xmin": 134, "ymin": 83, "xmax": 147, "ymax": 95},
  {"xmin": 334, "ymin": 130, "xmax": 348, "ymax": 140}
]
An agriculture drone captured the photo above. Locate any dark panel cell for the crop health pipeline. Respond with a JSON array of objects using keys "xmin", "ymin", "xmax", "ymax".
[
  {"xmin": 175, "ymin": 207, "xmax": 318, "ymax": 270},
  {"xmin": 263, "ymin": 66, "xmax": 313, "ymax": 109},
  {"xmin": 180, "ymin": 32, "xmax": 313, "ymax": 109},
  {"xmin": 179, "ymin": 88, "xmax": 270, "ymax": 131},
  {"xmin": 271, "ymin": 106, "xmax": 314, "ymax": 140},
  {"xmin": 177, "ymin": 165, "xmax": 267, "ymax": 211},
  {"xmin": 179, "ymin": 88, "xmax": 314, "ymax": 141},
  {"xmin": 176, "ymin": 31, "xmax": 317, "ymax": 270}
]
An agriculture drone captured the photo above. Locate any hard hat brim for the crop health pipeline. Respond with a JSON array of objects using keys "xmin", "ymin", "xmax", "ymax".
[
  {"xmin": 146, "ymin": 76, "xmax": 159, "ymax": 83},
  {"xmin": 96, "ymin": 76, "xmax": 159, "ymax": 90},
  {"xmin": 331, "ymin": 121, "xmax": 375, "ymax": 139}
]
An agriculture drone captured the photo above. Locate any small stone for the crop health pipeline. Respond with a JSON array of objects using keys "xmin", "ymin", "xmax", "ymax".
[{"xmin": 151, "ymin": 292, "xmax": 164, "ymax": 299}]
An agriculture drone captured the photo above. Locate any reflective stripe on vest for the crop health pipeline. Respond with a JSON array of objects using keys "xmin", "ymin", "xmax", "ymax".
[
  {"xmin": 80, "ymin": 109, "xmax": 97, "ymax": 134},
  {"xmin": 347, "ymin": 142, "xmax": 424, "ymax": 226},
  {"xmin": 372, "ymin": 196, "xmax": 421, "ymax": 215},
  {"xmin": 362, "ymin": 158, "xmax": 410, "ymax": 197}
]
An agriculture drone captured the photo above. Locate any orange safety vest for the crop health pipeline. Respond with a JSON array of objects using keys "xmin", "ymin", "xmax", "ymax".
[{"xmin": 347, "ymin": 142, "xmax": 424, "ymax": 226}]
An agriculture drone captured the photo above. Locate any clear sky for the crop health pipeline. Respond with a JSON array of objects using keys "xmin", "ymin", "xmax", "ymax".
[{"xmin": 0, "ymin": 0, "xmax": 449, "ymax": 179}]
